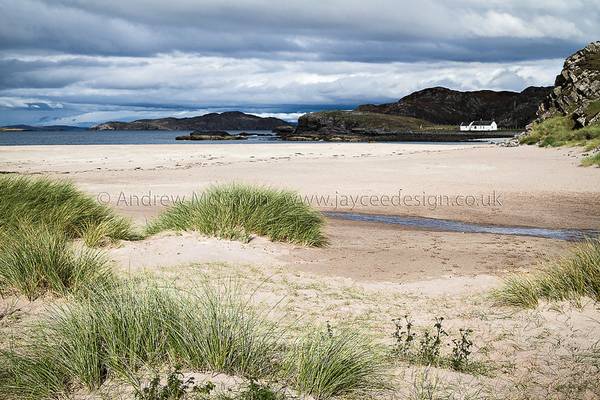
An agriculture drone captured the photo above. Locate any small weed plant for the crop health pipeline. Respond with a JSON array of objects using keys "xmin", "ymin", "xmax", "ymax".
[
  {"xmin": 391, "ymin": 316, "xmax": 486, "ymax": 375},
  {"xmin": 136, "ymin": 366, "xmax": 216, "ymax": 400}
]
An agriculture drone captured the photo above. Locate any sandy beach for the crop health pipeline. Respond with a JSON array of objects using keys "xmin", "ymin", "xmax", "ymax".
[
  {"xmin": 1, "ymin": 142, "xmax": 598, "ymax": 283},
  {"xmin": 2, "ymin": 141, "xmax": 599, "ymax": 398}
]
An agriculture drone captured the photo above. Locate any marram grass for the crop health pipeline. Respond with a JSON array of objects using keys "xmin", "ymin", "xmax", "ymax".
[
  {"xmin": 0, "ymin": 280, "xmax": 389, "ymax": 399},
  {"xmin": 0, "ymin": 280, "xmax": 281, "ymax": 399},
  {"xmin": 146, "ymin": 183, "xmax": 327, "ymax": 246},
  {"xmin": 0, "ymin": 223, "xmax": 113, "ymax": 300},
  {"xmin": 0, "ymin": 175, "xmax": 135, "ymax": 246},
  {"xmin": 284, "ymin": 327, "xmax": 388, "ymax": 399},
  {"xmin": 520, "ymin": 116, "xmax": 600, "ymax": 166},
  {"xmin": 582, "ymin": 151, "xmax": 600, "ymax": 167},
  {"xmin": 492, "ymin": 239, "xmax": 600, "ymax": 308}
]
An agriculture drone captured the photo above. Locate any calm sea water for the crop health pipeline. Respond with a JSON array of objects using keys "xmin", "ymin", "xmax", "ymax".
[
  {"xmin": 0, "ymin": 130, "xmax": 280, "ymax": 146},
  {"xmin": 0, "ymin": 130, "xmax": 510, "ymax": 146}
]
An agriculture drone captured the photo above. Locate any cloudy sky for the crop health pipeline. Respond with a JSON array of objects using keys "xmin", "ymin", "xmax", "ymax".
[{"xmin": 0, "ymin": 0, "xmax": 598, "ymax": 126}]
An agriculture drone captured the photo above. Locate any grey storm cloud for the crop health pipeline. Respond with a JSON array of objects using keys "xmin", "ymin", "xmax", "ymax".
[
  {"xmin": 1, "ymin": 0, "xmax": 598, "ymax": 61},
  {"xmin": 0, "ymin": 0, "xmax": 598, "ymax": 126}
]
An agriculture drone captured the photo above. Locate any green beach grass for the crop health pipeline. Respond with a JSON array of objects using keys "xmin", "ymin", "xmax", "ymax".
[
  {"xmin": 0, "ymin": 280, "xmax": 280, "ymax": 398},
  {"xmin": 284, "ymin": 327, "xmax": 388, "ymax": 399},
  {"xmin": 0, "ymin": 175, "xmax": 136, "ymax": 246},
  {"xmin": 0, "ymin": 223, "xmax": 113, "ymax": 300},
  {"xmin": 492, "ymin": 239, "xmax": 600, "ymax": 308},
  {"xmin": 0, "ymin": 280, "xmax": 388, "ymax": 399},
  {"xmin": 520, "ymin": 116, "xmax": 600, "ymax": 166},
  {"xmin": 146, "ymin": 184, "xmax": 327, "ymax": 246}
]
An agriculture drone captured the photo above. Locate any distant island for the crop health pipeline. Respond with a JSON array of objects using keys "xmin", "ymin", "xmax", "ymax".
[
  {"xmin": 91, "ymin": 111, "xmax": 289, "ymax": 131},
  {"xmin": 0, "ymin": 125, "xmax": 87, "ymax": 132}
]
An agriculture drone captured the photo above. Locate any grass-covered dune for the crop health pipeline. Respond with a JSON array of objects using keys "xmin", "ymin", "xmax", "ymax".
[
  {"xmin": 492, "ymin": 239, "xmax": 600, "ymax": 308},
  {"xmin": 146, "ymin": 184, "xmax": 327, "ymax": 246},
  {"xmin": 520, "ymin": 116, "xmax": 600, "ymax": 166},
  {"xmin": 0, "ymin": 280, "xmax": 387, "ymax": 399},
  {"xmin": 0, "ymin": 175, "xmax": 135, "ymax": 246}
]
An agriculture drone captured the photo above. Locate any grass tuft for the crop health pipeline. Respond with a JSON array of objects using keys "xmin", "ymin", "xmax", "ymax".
[
  {"xmin": 0, "ymin": 223, "xmax": 113, "ymax": 300},
  {"xmin": 284, "ymin": 326, "xmax": 388, "ymax": 399},
  {"xmin": 146, "ymin": 184, "xmax": 326, "ymax": 246},
  {"xmin": 582, "ymin": 151, "xmax": 600, "ymax": 167},
  {"xmin": 493, "ymin": 239, "xmax": 600, "ymax": 307},
  {"xmin": 0, "ymin": 280, "xmax": 280, "ymax": 398},
  {"xmin": 176, "ymin": 281, "xmax": 281, "ymax": 377},
  {"xmin": 520, "ymin": 116, "xmax": 600, "ymax": 166},
  {"xmin": 0, "ymin": 175, "xmax": 135, "ymax": 245}
]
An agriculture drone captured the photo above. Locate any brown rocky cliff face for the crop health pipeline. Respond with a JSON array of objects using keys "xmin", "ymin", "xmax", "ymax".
[
  {"xmin": 537, "ymin": 41, "xmax": 600, "ymax": 127},
  {"xmin": 356, "ymin": 86, "xmax": 551, "ymax": 128}
]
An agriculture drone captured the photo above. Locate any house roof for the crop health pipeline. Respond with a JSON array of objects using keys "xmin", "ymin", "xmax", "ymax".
[{"xmin": 472, "ymin": 120, "xmax": 495, "ymax": 125}]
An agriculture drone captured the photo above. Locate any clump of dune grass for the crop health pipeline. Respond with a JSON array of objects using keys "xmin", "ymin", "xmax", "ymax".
[
  {"xmin": 284, "ymin": 325, "xmax": 388, "ymax": 399},
  {"xmin": 520, "ymin": 116, "xmax": 600, "ymax": 148},
  {"xmin": 145, "ymin": 184, "xmax": 326, "ymax": 246},
  {"xmin": 176, "ymin": 282, "xmax": 281, "ymax": 377},
  {"xmin": 0, "ymin": 224, "xmax": 112, "ymax": 300},
  {"xmin": 582, "ymin": 151, "xmax": 600, "ymax": 167},
  {"xmin": 492, "ymin": 239, "xmax": 600, "ymax": 308},
  {"xmin": 520, "ymin": 116, "xmax": 600, "ymax": 166},
  {"xmin": 0, "ymin": 280, "xmax": 280, "ymax": 399},
  {"xmin": 0, "ymin": 175, "xmax": 135, "ymax": 245}
]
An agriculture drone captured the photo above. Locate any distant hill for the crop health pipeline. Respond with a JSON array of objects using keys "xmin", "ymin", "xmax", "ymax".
[
  {"xmin": 91, "ymin": 111, "xmax": 289, "ymax": 131},
  {"xmin": 0, "ymin": 125, "xmax": 87, "ymax": 132},
  {"xmin": 356, "ymin": 86, "xmax": 552, "ymax": 128}
]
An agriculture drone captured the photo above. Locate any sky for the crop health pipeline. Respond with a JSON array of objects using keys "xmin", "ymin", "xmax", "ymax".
[{"xmin": 0, "ymin": 0, "xmax": 598, "ymax": 126}]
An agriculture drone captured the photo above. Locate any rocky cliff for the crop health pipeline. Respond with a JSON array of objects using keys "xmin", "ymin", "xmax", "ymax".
[
  {"xmin": 91, "ymin": 111, "xmax": 288, "ymax": 131},
  {"xmin": 537, "ymin": 41, "xmax": 600, "ymax": 127},
  {"xmin": 357, "ymin": 86, "xmax": 551, "ymax": 128}
]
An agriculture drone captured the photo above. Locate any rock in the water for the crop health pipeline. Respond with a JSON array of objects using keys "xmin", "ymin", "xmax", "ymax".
[
  {"xmin": 175, "ymin": 131, "xmax": 246, "ymax": 140},
  {"xmin": 537, "ymin": 41, "xmax": 600, "ymax": 127},
  {"xmin": 272, "ymin": 125, "xmax": 295, "ymax": 134}
]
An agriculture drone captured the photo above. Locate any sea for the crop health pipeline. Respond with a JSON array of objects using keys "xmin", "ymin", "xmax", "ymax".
[
  {"xmin": 0, "ymin": 130, "xmax": 512, "ymax": 146},
  {"xmin": 0, "ymin": 130, "xmax": 282, "ymax": 146}
]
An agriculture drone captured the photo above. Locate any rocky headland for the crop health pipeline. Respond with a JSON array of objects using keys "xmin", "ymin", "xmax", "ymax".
[
  {"xmin": 283, "ymin": 86, "xmax": 551, "ymax": 141},
  {"xmin": 357, "ymin": 86, "xmax": 551, "ymax": 128},
  {"xmin": 536, "ymin": 41, "xmax": 600, "ymax": 127},
  {"xmin": 283, "ymin": 110, "xmax": 516, "ymax": 142}
]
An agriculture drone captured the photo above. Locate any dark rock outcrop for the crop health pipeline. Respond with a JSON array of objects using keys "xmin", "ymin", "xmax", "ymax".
[
  {"xmin": 357, "ymin": 86, "xmax": 551, "ymax": 129},
  {"xmin": 272, "ymin": 125, "xmax": 295, "ymax": 134},
  {"xmin": 537, "ymin": 41, "xmax": 600, "ymax": 127},
  {"xmin": 175, "ymin": 130, "xmax": 246, "ymax": 140},
  {"xmin": 92, "ymin": 111, "xmax": 288, "ymax": 131}
]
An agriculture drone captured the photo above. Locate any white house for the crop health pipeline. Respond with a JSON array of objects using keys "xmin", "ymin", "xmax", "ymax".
[{"xmin": 459, "ymin": 120, "xmax": 498, "ymax": 131}]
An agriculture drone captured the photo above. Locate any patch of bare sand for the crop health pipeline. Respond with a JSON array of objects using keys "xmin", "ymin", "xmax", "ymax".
[
  {"xmin": 109, "ymin": 219, "xmax": 569, "ymax": 283},
  {"xmin": 110, "ymin": 231, "xmax": 285, "ymax": 273}
]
